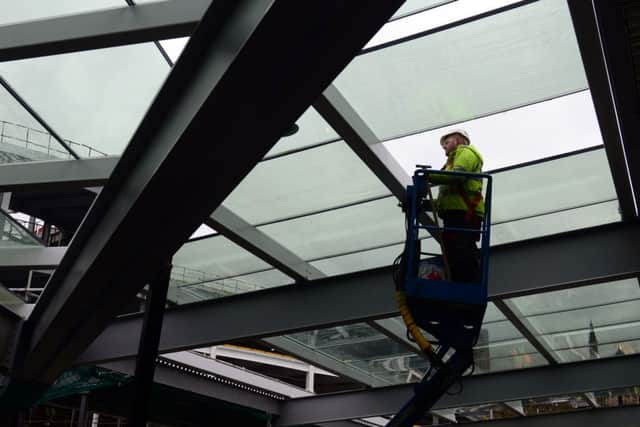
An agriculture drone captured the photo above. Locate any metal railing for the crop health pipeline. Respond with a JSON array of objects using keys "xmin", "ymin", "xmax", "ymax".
[{"xmin": 0, "ymin": 119, "xmax": 108, "ymax": 159}]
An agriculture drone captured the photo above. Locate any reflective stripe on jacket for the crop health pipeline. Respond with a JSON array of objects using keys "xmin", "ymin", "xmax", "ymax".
[{"xmin": 432, "ymin": 144, "xmax": 485, "ymax": 218}]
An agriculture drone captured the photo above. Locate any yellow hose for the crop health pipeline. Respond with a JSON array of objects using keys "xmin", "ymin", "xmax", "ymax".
[{"xmin": 396, "ymin": 290, "xmax": 440, "ymax": 365}]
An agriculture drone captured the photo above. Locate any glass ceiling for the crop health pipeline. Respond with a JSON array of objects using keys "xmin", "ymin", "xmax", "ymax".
[
  {"xmin": 0, "ymin": 0, "xmax": 123, "ymax": 26},
  {"xmin": 0, "ymin": 43, "xmax": 169, "ymax": 156},
  {"xmin": 508, "ymin": 279, "xmax": 640, "ymax": 363},
  {"xmin": 0, "ymin": 0, "xmax": 637, "ymax": 418},
  {"xmin": 336, "ymin": 0, "xmax": 587, "ymax": 141}
]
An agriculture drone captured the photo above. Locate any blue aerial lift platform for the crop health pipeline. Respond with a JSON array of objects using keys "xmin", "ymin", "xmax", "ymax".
[{"xmin": 389, "ymin": 166, "xmax": 492, "ymax": 426}]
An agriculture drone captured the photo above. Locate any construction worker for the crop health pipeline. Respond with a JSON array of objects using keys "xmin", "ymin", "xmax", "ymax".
[{"xmin": 430, "ymin": 130, "xmax": 484, "ymax": 283}]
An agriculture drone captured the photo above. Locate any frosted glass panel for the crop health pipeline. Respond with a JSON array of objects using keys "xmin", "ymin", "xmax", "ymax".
[
  {"xmin": 224, "ymin": 142, "xmax": 390, "ymax": 225},
  {"xmin": 0, "ymin": 0, "xmax": 121, "ymax": 25},
  {"xmin": 259, "ymin": 197, "xmax": 404, "ymax": 261},
  {"xmin": 173, "ymin": 235, "xmax": 272, "ymax": 279},
  {"xmin": 491, "ymin": 149, "xmax": 615, "ymax": 224},
  {"xmin": 287, "ymin": 323, "xmax": 418, "ymax": 385},
  {"xmin": 384, "ymin": 90, "xmax": 602, "ymax": 173},
  {"xmin": 168, "ymin": 266, "xmax": 292, "ymax": 305},
  {"xmin": 0, "ymin": 43, "xmax": 169, "ymax": 156},
  {"xmin": 509, "ymin": 279, "xmax": 640, "ymax": 363},
  {"xmin": 267, "ymin": 149, "xmax": 617, "ymax": 267},
  {"xmin": 312, "ymin": 200, "xmax": 619, "ymax": 277},
  {"xmin": 337, "ymin": 0, "xmax": 588, "ymax": 140}
]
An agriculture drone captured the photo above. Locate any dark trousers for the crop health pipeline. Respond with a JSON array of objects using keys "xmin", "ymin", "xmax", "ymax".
[{"xmin": 441, "ymin": 211, "xmax": 482, "ymax": 283}]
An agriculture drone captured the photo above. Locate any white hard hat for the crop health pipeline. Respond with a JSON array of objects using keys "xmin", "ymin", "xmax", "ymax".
[{"xmin": 440, "ymin": 129, "xmax": 470, "ymax": 145}]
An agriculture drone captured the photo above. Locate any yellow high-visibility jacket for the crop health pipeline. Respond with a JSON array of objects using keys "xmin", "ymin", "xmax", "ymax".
[{"xmin": 431, "ymin": 144, "xmax": 485, "ymax": 218}]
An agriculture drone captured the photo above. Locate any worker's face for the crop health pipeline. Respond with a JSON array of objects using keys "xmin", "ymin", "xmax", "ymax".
[{"xmin": 441, "ymin": 135, "xmax": 463, "ymax": 156}]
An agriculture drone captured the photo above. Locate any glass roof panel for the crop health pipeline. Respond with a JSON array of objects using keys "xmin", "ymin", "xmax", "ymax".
[
  {"xmin": 384, "ymin": 90, "xmax": 602, "ymax": 173},
  {"xmin": 172, "ymin": 235, "xmax": 273, "ymax": 283},
  {"xmin": 374, "ymin": 0, "xmax": 525, "ymax": 47},
  {"xmin": 0, "ymin": 0, "xmax": 122, "ymax": 25},
  {"xmin": 261, "ymin": 148, "xmax": 617, "ymax": 266},
  {"xmin": 490, "ymin": 148, "xmax": 615, "ymax": 224},
  {"xmin": 0, "ymin": 43, "xmax": 170, "ymax": 156},
  {"xmin": 259, "ymin": 197, "xmax": 403, "ymax": 261},
  {"xmin": 286, "ymin": 323, "xmax": 420, "ymax": 386},
  {"xmin": 0, "ymin": 83, "xmax": 70, "ymax": 163},
  {"xmin": 311, "ymin": 200, "xmax": 620, "ymax": 277},
  {"xmin": 223, "ymin": 141, "xmax": 389, "ymax": 225},
  {"xmin": 336, "ymin": 0, "xmax": 587, "ymax": 141},
  {"xmin": 507, "ymin": 279, "xmax": 640, "ymax": 363},
  {"xmin": 383, "ymin": 304, "xmax": 546, "ymax": 376},
  {"xmin": 168, "ymin": 266, "xmax": 292, "ymax": 306},
  {"xmin": 283, "ymin": 306, "xmax": 545, "ymax": 391}
]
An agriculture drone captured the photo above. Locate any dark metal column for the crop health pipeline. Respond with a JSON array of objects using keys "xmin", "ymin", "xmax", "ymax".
[{"xmin": 128, "ymin": 264, "xmax": 171, "ymax": 427}]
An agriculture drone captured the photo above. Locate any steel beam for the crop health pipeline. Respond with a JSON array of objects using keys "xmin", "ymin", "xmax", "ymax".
[
  {"xmin": 162, "ymin": 351, "xmax": 311, "ymax": 398},
  {"xmin": 77, "ymin": 221, "xmax": 640, "ymax": 365},
  {"xmin": 314, "ymin": 85, "xmax": 411, "ymax": 201},
  {"xmin": 0, "ymin": 247, "xmax": 65, "ymax": 270},
  {"xmin": 314, "ymin": 85, "xmax": 437, "ymax": 239},
  {"xmin": 208, "ymin": 206, "xmax": 325, "ymax": 282},
  {"xmin": 10, "ymin": 0, "xmax": 404, "ymax": 395},
  {"xmin": 275, "ymin": 354, "xmax": 640, "ymax": 425},
  {"xmin": 209, "ymin": 346, "xmax": 335, "ymax": 376},
  {"xmin": 589, "ymin": 0, "xmax": 640, "ymax": 216},
  {"xmin": 0, "ymin": 157, "xmax": 118, "ymax": 192},
  {"xmin": 465, "ymin": 406, "xmax": 640, "ymax": 427},
  {"xmin": 0, "ymin": 0, "xmax": 207, "ymax": 62},
  {"xmin": 493, "ymin": 300, "xmax": 558, "ymax": 364},
  {"xmin": 567, "ymin": 0, "xmax": 638, "ymax": 218},
  {"xmin": 100, "ymin": 357, "xmax": 280, "ymax": 414}
]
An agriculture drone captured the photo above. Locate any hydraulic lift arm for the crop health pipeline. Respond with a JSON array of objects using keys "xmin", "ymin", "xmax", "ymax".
[{"xmin": 388, "ymin": 167, "xmax": 492, "ymax": 426}]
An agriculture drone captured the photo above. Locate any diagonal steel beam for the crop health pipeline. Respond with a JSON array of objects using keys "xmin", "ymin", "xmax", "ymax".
[
  {"xmin": 314, "ymin": 85, "xmax": 411, "ymax": 201},
  {"xmin": 207, "ymin": 206, "xmax": 325, "ymax": 282},
  {"xmin": 0, "ymin": 0, "xmax": 207, "ymax": 62},
  {"xmin": 588, "ymin": 0, "xmax": 640, "ymax": 217},
  {"xmin": 493, "ymin": 300, "xmax": 559, "ymax": 365},
  {"xmin": 6, "ymin": 0, "xmax": 405, "ymax": 398},
  {"xmin": 77, "ymin": 221, "xmax": 640, "ymax": 365},
  {"xmin": 567, "ymin": 0, "xmax": 638, "ymax": 219},
  {"xmin": 314, "ymin": 85, "xmax": 438, "ymax": 238},
  {"xmin": 275, "ymin": 354, "xmax": 640, "ymax": 425}
]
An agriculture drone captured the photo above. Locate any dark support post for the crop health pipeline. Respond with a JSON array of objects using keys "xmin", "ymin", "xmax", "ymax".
[
  {"xmin": 77, "ymin": 393, "xmax": 88, "ymax": 427},
  {"xmin": 128, "ymin": 263, "xmax": 171, "ymax": 427}
]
